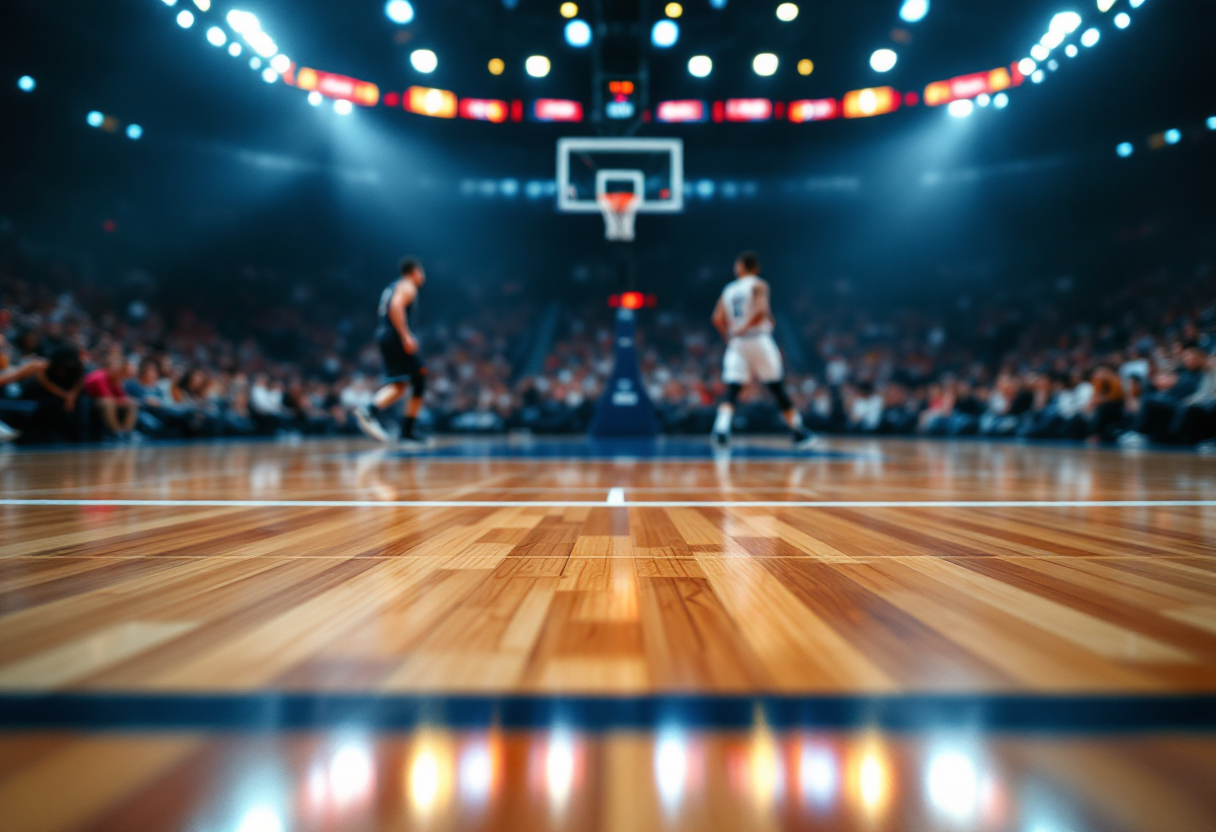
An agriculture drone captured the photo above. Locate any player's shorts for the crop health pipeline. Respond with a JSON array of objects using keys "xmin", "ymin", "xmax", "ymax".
[
  {"xmin": 722, "ymin": 333, "xmax": 784, "ymax": 385},
  {"xmin": 377, "ymin": 327, "xmax": 425, "ymax": 383}
]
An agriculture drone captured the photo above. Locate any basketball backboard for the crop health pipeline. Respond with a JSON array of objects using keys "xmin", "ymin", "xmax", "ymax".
[{"xmin": 556, "ymin": 137, "xmax": 684, "ymax": 215}]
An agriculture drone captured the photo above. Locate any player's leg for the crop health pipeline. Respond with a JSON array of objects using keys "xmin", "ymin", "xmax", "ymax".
[
  {"xmin": 714, "ymin": 341, "xmax": 749, "ymax": 445},
  {"xmin": 355, "ymin": 381, "xmax": 406, "ymax": 442},
  {"xmin": 399, "ymin": 367, "xmax": 427, "ymax": 443},
  {"xmin": 753, "ymin": 336, "xmax": 819, "ymax": 448}
]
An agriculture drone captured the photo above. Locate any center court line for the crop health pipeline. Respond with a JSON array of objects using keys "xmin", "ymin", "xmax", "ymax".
[{"xmin": 2, "ymin": 499, "xmax": 1215, "ymax": 509}]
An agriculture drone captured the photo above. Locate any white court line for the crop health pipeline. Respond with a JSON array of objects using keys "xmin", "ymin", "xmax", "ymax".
[
  {"xmin": 606, "ymin": 488, "xmax": 626, "ymax": 505},
  {"xmin": 2, "ymin": 499, "xmax": 1214, "ymax": 509}
]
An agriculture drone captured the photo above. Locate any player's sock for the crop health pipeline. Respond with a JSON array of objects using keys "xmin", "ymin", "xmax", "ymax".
[{"xmin": 713, "ymin": 405, "xmax": 733, "ymax": 437}]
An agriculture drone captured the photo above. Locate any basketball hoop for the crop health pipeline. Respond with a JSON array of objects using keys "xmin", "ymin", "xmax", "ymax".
[{"xmin": 598, "ymin": 191, "xmax": 640, "ymax": 242}]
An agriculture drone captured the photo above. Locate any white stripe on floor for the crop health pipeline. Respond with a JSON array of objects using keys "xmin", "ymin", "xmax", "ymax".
[
  {"xmin": 606, "ymin": 488, "xmax": 626, "ymax": 505},
  {"xmin": 1, "ymin": 499, "xmax": 1214, "ymax": 509}
]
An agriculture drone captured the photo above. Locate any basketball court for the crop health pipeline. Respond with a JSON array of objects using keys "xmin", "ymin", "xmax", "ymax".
[{"xmin": 2, "ymin": 436, "xmax": 1214, "ymax": 830}]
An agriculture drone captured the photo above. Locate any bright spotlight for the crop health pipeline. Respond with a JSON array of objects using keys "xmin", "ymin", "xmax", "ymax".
[
  {"xmin": 797, "ymin": 58, "xmax": 814, "ymax": 75},
  {"xmin": 1040, "ymin": 30, "xmax": 1064, "ymax": 50},
  {"xmin": 926, "ymin": 752, "xmax": 979, "ymax": 822},
  {"xmin": 870, "ymin": 49, "xmax": 897, "ymax": 72},
  {"xmin": 947, "ymin": 99, "xmax": 974, "ymax": 118},
  {"xmin": 488, "ymin": 57, "xmax": 504, "ymax": 75},
  {"xmin": 262, "ymin": 68, "xmax": 279, "ymax": 83},
  {"xmin": 334, "ymin": 99, "xmax": 353, "ymax": 115},
  {"xmin": 976, "ymin": 93, "xmax": 991, "ymax": 106},
  {"xmin": 161, "ymin": 0, "xmax": 177, "ymax": 5},
  {"xmin": 126, "ymin": 124, "xmax": 143, "ymax": 140},
  {"xmin": 1207, "ymin": 116, "xmax": 1216, "ymax": 131},
  {"xmin": 1163, "ymin": 128, "xmax": 1181, "ymax": 144},
  {"xmin": 17, "ymin": 75, "xmax": 35, "ymax": 92},
  {"xmin": 1130, "ymin": 0, "xmax": 1145, "ymax": 6},
  {"xmin": 651, "ymin": 19, "xmax": 679, "ymax": 47},
  {"xmin": 1081, "ymin": 27, "xmax": 1100, "ymax": 46},
  {"xmin": 228, "ymin": 42, "xmax": 243, "ymax": 56},
  {"xmin": 688, "ymin": 55, "xmax": 712, "ymax": 77},
  {"xmin": 565, "ymin": 19, "xmax": 591, "ymax": 47},
  {"xmin": 753, "ymin": 53, "xmax": 779, "ymax": 76},
  {"xmin": 1050, "ymin": 12, "xmax": 1083, "ymax": 33},
  {"xmin": 1030, "ymin": 44, "xmax": 1050, "ymax": 62},
  {"xmin": 1116, "ymin": 141, "xmax": 1133, "ymax": 157},
  {"xmin": 235, "ymin": 807, "xmax": 283, "ymax": 832},
  {"xmin": 87, "ymin": 111, "xmax": 104, "ymax": 127},
  {"xmin": 1097, "ymin": 0, "xmax": 1115, "ymax": 10},
  {"xmin": 1065, "ymin": 44, "xmax": 1078, "ymax": 57},
  {"xmin": 206, "ymin": 26, "xmax": 227, "ymax": 47},
  {"xmin": 1114, "ymin": 12, "xmax": 1130, "ymax": 28},
  {"xmin": 194, "ymin": 0, "xmax": 211, "ymax": 10},
  {"xmin": 1018, "ymin": 57, "xmax": 1037, "ymax": 75},
  {"xmin": 1047, "ymin": 58, "xmax": 1059, "ymax": 71},
  {"xmin": 385, "ymin": 0, "xmax": 415, "ymax": 24},
  {"xmin": 993, "ymin": 92, "xmax": 1009, "ymax": 108},
  {"xmin": 666, "ymin": 2, "xmax": 683, "ymax": 17},
  {"xmin": 249, "ymin": 56, "xmax": 262, "ymax": 69},
  {"xmin": 308, "ymin": 91, "xmax": 323, "ymax": 106},
  {"xmin": 776, "ymin": 3, "xmax": 799, "ymax": 22},
  {"xmin": 899, "ymin": 0, "xmax": 929, "ymax": 23},
  {"xmin": 270, "ymin": 54, "xmax": 291, "ymax": 73},
  {"xmin": 226, "ymin": 10, "xmax": 259, "ymax": 34},
  {"xmin": 560, "ymin": 2, "xmax": 578, "ymax": 18},
  {"xmin": 1031, "ymin": 69, "xmax": 1045, "ymax": 83},
  {"xmin": 411, "ymin": 49, "xmax": 438, "ymax": 73},
  {"xmin": 525, "ymin": 55, "xmax": 551, "ymax": 77},
  {"xmin": 176, "ymin": 9, "xmax": 195, "ymax": 27}
]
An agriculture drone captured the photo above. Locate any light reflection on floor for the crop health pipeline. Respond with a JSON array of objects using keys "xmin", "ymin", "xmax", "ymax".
[{"xmin": 7, "ymin": 726, "xmax": 1212, "ymax": 831}]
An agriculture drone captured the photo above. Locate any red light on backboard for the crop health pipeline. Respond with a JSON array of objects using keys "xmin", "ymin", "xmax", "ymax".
[
  {"xmin": 655, "ymin": 100, "xmax": 707, "ymax": 123},
  {"xmin": 383, "ymin": 91, "xmax": 401, "ymax": 107},
  {"xmin": 609, "ymin": 292, "xmax": 656, "ymax": 309},
  {"xmin": 608, "ymin": 80, "xmax": 635, "ymax": 95},
  {"xmin": 724, "ymin": 98, "xmax": 772, "ymax": 122},
  {"xmin": 533, "ymin": 99, "xmax": 583, "ymax": 122},
  {"xmin": 459, "ymin": 98, "xmax": 509, "ymax": 122},
  {"xmin": 788, "ymin": 98, "xmax": 838, "ymax": 123}
]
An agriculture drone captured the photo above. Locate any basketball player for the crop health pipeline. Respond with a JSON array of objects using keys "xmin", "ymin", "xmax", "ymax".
[
  {"xmin": 354, "ymin": 257, "xmax": 428, "ymax": 445},
  {"xmin": 711, "ymin": 251, "xmax": 819, "ymax": 449}
]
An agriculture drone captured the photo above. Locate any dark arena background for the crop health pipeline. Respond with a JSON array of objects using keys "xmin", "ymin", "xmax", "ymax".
[{"xmin": 2, "ymin": 1, "xmax": 1216, "ymax": 830}]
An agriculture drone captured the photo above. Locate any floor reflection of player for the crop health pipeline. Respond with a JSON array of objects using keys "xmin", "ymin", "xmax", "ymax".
[
  {"xmin": 355, "ymin": 257, "xmax": 429, "ymax": 446},
  {"xmin": 712, "ymin": 251, "xmax": 819, "ymax": 450}
]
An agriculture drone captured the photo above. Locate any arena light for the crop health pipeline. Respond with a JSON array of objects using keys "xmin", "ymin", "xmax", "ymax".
[
  {"xmin": 459, "ymin": 98, "xmax": 509, "ymax": 122},
  {"xmin": 1030, "ymin": 44, "xmax": 1050, "ymax": 62},
  {"xmin": 1116, "ymin": 141, "xmax": 1133, "ymax": 157},
  {"xmin": 688, "ymin": 55, "xmax": 712, "ymax": 77},
  {"xmin": 651, "ymin": 20, "xmax": 679, "ymax": 48},
  {"xmin": 1097, "ymin": 0, "xmax": 1115, "ymax": 10},
  {"xmin": 752, "ymin": 53, "xmax": 778, "ymax": 76},
  {"xmin": 532, "ymin": 98, "xmax": 582, "ymax": 121},
  {"xmin": 1208, "ymin": 116, "xmax": 1216, "ymax": 131},
  {"xmin": 411, "ymin": 49, "xmax": 438, "ymax": 73},
  {"xmin": 899, "ymin": 0, "xmax": 929, "ymax": 23},
  {"xmin": 842, "ymin": 86, "xmax": 900, "ymax": 118},
  {"xmin": 788, "ymin": 98, "xmax": 838, "ymax": 122},
  {"xmin": 262, "ymin": 68, "xmax": 278, "ymax": 83},
  {"xmin": 406, "ymin": 86, "xmax": 457, "ymax": 118},
  {"xmin": 565, "ymin": 19, "xmax": 592, "ymax": 47},
  {"xmin": 976, "ymin": 93, "xmax": 990, "ymax": 106},
  {"xmin": 17, "ymin": 75, "xmax": 35, "ymax": 92},
  {"xmin": 1040, "ymin": 30, "xmax": 1065, "ymax": 50},
  {"xmin": 993, "ymin": 92, "xmax": 1008, "ymax": 108},
  {"xmin": 193, "ymin": 0, "xmax": 211, "ymax": 10},
  {"xmin": 923, "ymin": 67, "xmax": 1011, "ymax": 107},
  {"xmin": 1129, "ymin": 0, "xmax": 1145, "ymax": 6},
  {"xmin": 1114, "ymin": 12, "xmax": 1130, "ymax": 28},
  {"xmin": 1081, "ymin": 27, "xmax": 1100, "ymax": 46},
  {"xmin": 526, "ymin": 55, "xmax": 551, "ymax": 77},
  {"xmin": 560, "ymin": 2, "xmax": 578, "ymax": 18},
  {"xmin": 270, "ymin": 54, "xmax": 291, "ymax": 73},
  {"xmin": 206, "ymin": 26, "xmax": 227, "ymax": 46},
  {"xmin": 334, "ymin": 99, "xmax": 353, "ymax": 115},
  {"xmin": 291, "ymin": 67, "xmax": 381, "ymax": 106},
  {"xmin": 1050, "ymin": 11, "xmax": 1083, "ymax": 33},
  {"xmin": 249, "ymin": 56, "xmax": 262, "ymax": 69},
  {"xmin": 488, "ymin": 58, "xmax": 504, "ymax": 75},
  {"xmin": 126, "ymin": 124, "xmax": 143, "ymax": 140},
  {"xmin": 1018, "ymin": 57, "xmax": 1037, "ymax": 75},
  {"xmin": 870, "ymin": 49, "xmax": 897, "ymax": 73},
  {"xmin": 666, "ymin": 2, "xmax": 683, "ymax": 17},
  {"xmin": 1031, "ymin": 69, "xmax": 1045, "ymax": 83},
  {"xmin": 308, "ymin": 91, "xmax": 323, "ymax": 106},
  {"xmin": 228, "ymin": 42, "xmax": 242, "ymax": 56},
  {"xmin": 226, "ymin": 10, "xmax": 258, "ymax": 34},
  {"xmin": 1163, "ymin": 128, "xmax": 1181, "ymax": 144},
  {"xmin": 947, "ymin": 99, "xmax": 973, "ymax": 118},
  {"xmin": 176, "ymin": 9, "xmax": 195, "ymax": 28},
  {"xmin": 723, "ymin": 98, "xmax": 772, "ymax": 121},
  {"xmin": 1065, "ymin": 44, "xmax": 1078, "ymax": 57},
  {"xmin": 776, "ymin": 3, "xmax": 798, "ymax": 22},
  {"xmin": 87, "ymin": 111, "xmax": 104, "ymax": 127},
  {"xmin": 385, "ymin": 0, "xmax": 415, "ymax": 24},
  {"xmin": 655, "ymin": 99, "xmax": 707, "ymax": 123},
  {"xmin": 797, "ymin": 59, "xmax": 814, "ymax": 75}
]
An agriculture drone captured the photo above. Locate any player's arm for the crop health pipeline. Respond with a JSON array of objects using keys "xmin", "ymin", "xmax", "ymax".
[
  {"xmin": 731, "ymin": 279, "xmax": 772, "ymax": 336},
  {"xmin": 711, "ymin": 297, "xmax": 730, "ymax": 340},
  {"xmin": 389, "ymin": 281, "xmax": 418, "ymax": 354}
]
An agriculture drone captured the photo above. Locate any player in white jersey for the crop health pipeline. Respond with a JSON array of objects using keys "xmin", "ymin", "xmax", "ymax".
[{"xmin": 711, "ymin": 251, "xmax": 818, "ymax": 449}]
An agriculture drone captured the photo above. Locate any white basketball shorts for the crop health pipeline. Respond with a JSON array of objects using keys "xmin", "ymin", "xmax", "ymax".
[{"xmin": 722, "ymin": 334, "xmax": 784, "ymax": 385}]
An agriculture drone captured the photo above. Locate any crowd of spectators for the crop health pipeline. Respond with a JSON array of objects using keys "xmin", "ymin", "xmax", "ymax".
[{"xmin": 3, "ymin": 256, "xmax": 1214, "ymax": 449}]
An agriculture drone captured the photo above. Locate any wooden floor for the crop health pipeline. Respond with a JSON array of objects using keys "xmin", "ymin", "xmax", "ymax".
[{"xmin": 1, "ymin": 436, "xmax": 1214, "ymax": 831}]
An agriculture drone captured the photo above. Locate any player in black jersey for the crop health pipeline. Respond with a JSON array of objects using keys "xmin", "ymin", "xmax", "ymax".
[{"xmin": 354, "ymin": 256, "xmax": 428, "ymax": 444}]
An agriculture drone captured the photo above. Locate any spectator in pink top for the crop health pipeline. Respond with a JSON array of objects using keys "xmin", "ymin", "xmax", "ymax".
[{"xmin": 82, "ymin": 346, "xmax": 138, "ymax": 440}]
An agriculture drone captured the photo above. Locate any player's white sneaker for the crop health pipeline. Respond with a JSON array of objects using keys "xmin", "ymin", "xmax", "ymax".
[
  {"xmin": 0, "ymin": 420, "xmax": 19, "ymax": 443},
  {"xmin": 354, "ymin": 406, "xmax": 389, "ymax": 443},
  {"xmin": 793, "ymin": 431, "xmax": 824, "ymax": 451}
]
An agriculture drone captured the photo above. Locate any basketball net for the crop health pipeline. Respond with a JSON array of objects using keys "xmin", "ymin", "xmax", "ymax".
[{"xmin": 598, "ymin": 192, "xmax": 640, "ymax": 242}]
